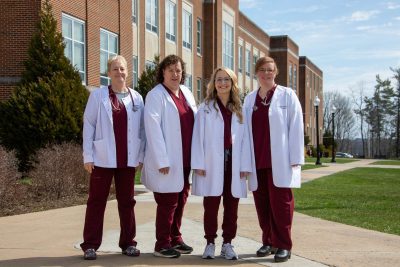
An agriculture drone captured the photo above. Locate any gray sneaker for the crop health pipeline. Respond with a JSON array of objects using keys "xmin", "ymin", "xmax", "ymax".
[
  {"xmin": 220, "ymin": 243, "xmax": 238, "ymax": 260},
  {"xmin": 83, "ymin": 248, "xmax": 96, "ymax": 260},
  {"xmin": 202, "ymin": 243, "xmax": 215, "ymax": 259}
]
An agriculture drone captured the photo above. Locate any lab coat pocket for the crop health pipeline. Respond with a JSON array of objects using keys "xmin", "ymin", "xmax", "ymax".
[{"xmin": 93, "ymin": 139, "xmax": 107, "ymax": 164}]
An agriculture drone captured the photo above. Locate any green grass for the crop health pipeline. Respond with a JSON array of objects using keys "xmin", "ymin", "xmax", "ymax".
[
  {"xmin": 135, "ymin": 170, "xmax": 141, "ymax": 184},
  {"xmin": 294, "ymin": 167, "xmax": 400, "ymax": 235},
  {"xmin": 305, "ymin": 157, "xmax": 358, "ymax": 164},
  {"xmin": 301, "ymin": 164, "xmax": 327, "ymax": 170},
  {"xmin": 369, "ymin": 160, "xmax": 400, "ymax": 166}
]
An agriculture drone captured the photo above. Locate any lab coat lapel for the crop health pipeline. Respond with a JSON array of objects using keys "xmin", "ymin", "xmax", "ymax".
[{"xmin": 101, "ymin": 88, "xmax": 113, "ymax": 123}]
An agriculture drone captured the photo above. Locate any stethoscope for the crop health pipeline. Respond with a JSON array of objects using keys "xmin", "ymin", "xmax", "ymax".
[{"xmin": 109, "ymin": 86, "xmax": 139, "ymax": 112}]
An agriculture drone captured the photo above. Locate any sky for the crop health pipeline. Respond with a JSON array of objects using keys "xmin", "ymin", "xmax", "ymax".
[{"xmin": 239, "ymin": 0, "xmax": 400, "ymax": 97}]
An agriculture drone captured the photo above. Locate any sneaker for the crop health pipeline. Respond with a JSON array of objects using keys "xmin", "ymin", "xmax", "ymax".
[
  {"xmin": 202, "ymin": 243, "xmax": 215, "ymax": 259},
  {"xmin": 122, "ymin": 246, "xmax": 140, "ymax": 257},
  {"xmin": 220, "ymin": 243, "xmax": 238, "ymax": 260},
  {"xmin": 153, "ymin": 248, "xmax": 181, "ymax": 258},
  {"xmin": 172, "ymin": 242, "xmax": 193, "ymax": 254},
  {"xmin": 83, "ymin": 248, "xmax": 96, "ymax": 260}
]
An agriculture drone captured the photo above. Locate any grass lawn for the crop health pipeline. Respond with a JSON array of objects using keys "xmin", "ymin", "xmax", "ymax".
[
  {"xmin": 305, "ymin": 157, "xmax": 358, "ymax": 164},
  {"xmin": 294, "ymin": 167, "xmax": 400, "ymax": 235},
  {"xmin": 369, "ymin": 160, "xmax": 400, "ymax": 166},
  {"xmin": 135, "ymin": 170, "xmax": 141, "ymax": 184},
  {"xmin": 302, "ymin": 164, "xmax": 327, "ymax": 171}
]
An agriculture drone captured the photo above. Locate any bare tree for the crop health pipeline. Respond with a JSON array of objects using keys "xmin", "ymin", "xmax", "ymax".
[
  {"xmin": 323, "ymin": 91, "xmax": 356, "ymax": 152},
  {"xmin": 390, "ymin": 67, "xmax": 400, "ymax": 158},
  {"xmin": 351, "ymin": 81, "xmax": 368, "ymax": 157}
]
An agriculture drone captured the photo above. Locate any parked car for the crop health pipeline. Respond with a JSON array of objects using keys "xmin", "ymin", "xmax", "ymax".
[{"xmin": 335, "ymin": 152, "xmax": 354, "ymax": 158}]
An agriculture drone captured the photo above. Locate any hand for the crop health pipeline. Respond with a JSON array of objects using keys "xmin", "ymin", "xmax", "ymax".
[
  {"xmin": 84, "ymin": 162, "xmax": 94, "ymax": 174},
  {"xmin": 240, "ymin": 171, "xmax": 251, "ymax": 179},
  {"xmin": 194, "ymin": 169, "xmax": 206, "ymax": 176},
  {"xmin": 136, "ymin": 162, "xmax": 143, "ymax": 171},
  {"xmin": 159, "ymin": 167, "xmax": 170, "ymax": 175}
]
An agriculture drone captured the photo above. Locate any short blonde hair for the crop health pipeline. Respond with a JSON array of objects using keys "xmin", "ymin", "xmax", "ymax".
[{"xmin": 107, "ymin": 55, "xmax": 128, "ymax": 73}]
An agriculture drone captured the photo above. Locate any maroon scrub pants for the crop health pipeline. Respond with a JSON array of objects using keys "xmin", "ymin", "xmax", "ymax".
[
  {"xmin": 153, "ymin": 167, "xmax": 191, "ymax": 251},
  {"xmin": 253, "ymin": 168, "xmax": 294, "ymax": 250},
  {"xmin": 80, "ymin": 166, "xmax": 137, "ymax": 251}
]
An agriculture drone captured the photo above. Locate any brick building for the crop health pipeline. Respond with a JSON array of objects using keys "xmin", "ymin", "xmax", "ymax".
[{"xmin": 0, "ymin": 0, "xmax": 324, "ymax": 145}]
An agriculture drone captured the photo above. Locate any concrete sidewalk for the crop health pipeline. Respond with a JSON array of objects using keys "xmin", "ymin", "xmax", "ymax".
[{"xmin": 0, "ymin": 159, "xmax": 399, "ymax": 267}]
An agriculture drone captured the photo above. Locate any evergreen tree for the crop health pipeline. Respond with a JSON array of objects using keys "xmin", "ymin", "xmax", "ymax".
[
  {"xmin": 136, "ymin": 55, "xmax": 159, "ymax": 101},
  {"xmin": 0, "ymin": 0, "xmax": 88, "ymax": 172}
]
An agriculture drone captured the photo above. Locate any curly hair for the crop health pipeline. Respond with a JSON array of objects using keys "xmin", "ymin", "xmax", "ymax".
[
  {"xmin": 156, "ymin": 54, "xmax": 186, "ymax": 84},
  {"xmin": 204, "ymin": 67, "xmax": 243, "ymax": 124}
]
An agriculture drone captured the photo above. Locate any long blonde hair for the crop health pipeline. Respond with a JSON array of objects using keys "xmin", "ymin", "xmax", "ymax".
[{"xmin": 204, "ymin": 67, "xmax": 243, "ymax": 123}]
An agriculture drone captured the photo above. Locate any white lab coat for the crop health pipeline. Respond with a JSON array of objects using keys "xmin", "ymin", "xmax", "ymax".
[
  {"xmin": 244, "ymin": 85, "xmax": 304, "ymax": 189},
  {"xmin": 191, "ymin": 101, "xmax": 252, "ymax": 198},
  {"xmin": 82, "ymin": 86, "xmax": 145, "ymax": 167},
  {"xmin": 141, "ymin": 84, "xmax": 197, "ymax": 193}
]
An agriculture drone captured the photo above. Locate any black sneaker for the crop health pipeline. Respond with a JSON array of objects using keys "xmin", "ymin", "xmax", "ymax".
[
  {"xmin": 173, "ymin": 242, "xmax": 193, "ymax": 254},
  {"xmin": 83, "ymin": 248, "xmax": 96, "ymax": 260},
  {"xmin": 153, "ymin": 248, "xmax": 181, "ymax": 258}
]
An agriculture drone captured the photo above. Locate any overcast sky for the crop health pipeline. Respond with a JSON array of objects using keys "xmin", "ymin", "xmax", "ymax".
[{"xmin": 239, "ymin": 0, "xmax": 400, "ymax": 97}]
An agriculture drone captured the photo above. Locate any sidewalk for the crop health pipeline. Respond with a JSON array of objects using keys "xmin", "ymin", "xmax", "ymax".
[{"xmin": 0, "ymin": 159, "xmax": 399, "ymax": 267}]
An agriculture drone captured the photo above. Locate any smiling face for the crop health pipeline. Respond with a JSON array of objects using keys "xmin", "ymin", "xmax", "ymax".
[
  {"xmin": 163, "ymin": 62, "xmax": 182, "ymax": 91},
  {"xmin": 256, "ymin": 62, "xmax": 277, "ymax": 87},
  {"xmin": 214, "ymin": 70, "xmax": 232, "ymax": 97},
  {"xmin": 108, "ymin": 59, "xmax": 128, "ymax": 86}
]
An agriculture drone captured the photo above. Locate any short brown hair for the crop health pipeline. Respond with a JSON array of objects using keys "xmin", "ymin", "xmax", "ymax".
[
  {"xmin": 156, "ymin": 54, "xmax": 186, "ymax": 84},
  {"xmin": 255, "ymin": 56, "xmax": 279, "ymax": 75}
]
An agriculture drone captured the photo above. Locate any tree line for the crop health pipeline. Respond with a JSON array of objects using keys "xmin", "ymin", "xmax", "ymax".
[{"xmin": 323, "ymin": 68, "xmax": 400, "ymax": 159}]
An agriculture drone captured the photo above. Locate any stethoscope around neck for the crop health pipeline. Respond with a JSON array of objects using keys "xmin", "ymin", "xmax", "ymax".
[{"xmin": 109, "ymin": 85, "xmax": 139, "ymax": 112}]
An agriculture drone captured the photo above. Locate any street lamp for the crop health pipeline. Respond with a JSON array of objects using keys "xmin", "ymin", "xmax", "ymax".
[
  {"xmin": 314, "ymin": 95, "xmax": 321, "ymax": 165},
  {"xmin": 331, "ymin": 105, "xmax": 337, "ymax": 163}
]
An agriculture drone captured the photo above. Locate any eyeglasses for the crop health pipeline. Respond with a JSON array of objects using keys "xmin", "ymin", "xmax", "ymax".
[
  {"xmin": 258, "ymin": 68, "xmax": 275, "ymax": 73},
  {"xmin": 215, "ymin": 78, "xmax": 231, "ymax": 83}
]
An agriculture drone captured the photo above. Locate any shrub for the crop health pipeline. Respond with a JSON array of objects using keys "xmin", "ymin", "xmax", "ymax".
[
  {"xmin": 0, "ymin": 147, "xmax": 21, "ymax": 211},
  {"xmin": 30, "ymin": 143, "xmax": 89, "ymax": 200}
]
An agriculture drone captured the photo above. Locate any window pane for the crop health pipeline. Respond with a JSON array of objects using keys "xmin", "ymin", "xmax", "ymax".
[
  {"xmin": 74, "ymin": 22, "xmax": 84, "ymax": 42},
  {"xmin": 109, "ymin": 36, "xmax": 118, "ymax": 53},
  {"xmin": 64, "ymin": 39, "xmax": 72, "ymax": 60},
  {"xmin": 100, "ymin": 51, "xmax": 108, "ymax": 75},
  {"xmin": 62, "ymin": 17, "xmax": 72, "ymax": 38},
  {"xmin": 74, "ymin": 43, "xmax": 84, "ymax": 70},
  {"xmin": 100, "ymin": 32, "xmax": 107, "ymax": 50}
]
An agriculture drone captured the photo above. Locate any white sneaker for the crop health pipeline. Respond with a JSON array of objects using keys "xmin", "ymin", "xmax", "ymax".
[
  {"xmin": 220, "ymin": 243, "xmax": 238, "ymax": 260},
  {"xmin": 202, "ymin": 243, "xmax": 215, "ymax": 259}
]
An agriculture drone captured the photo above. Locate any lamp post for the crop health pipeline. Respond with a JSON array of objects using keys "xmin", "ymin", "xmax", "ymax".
[
  {"xmin": 314, "ymin": 96, "xmax": 321, "ymax": 165},
  {"xmin": 331, "ymin": 105, "xmax": 337, "ymax": 163}
]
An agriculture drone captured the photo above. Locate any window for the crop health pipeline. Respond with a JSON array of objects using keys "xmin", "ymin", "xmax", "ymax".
[
  {"xmin": 289, "ymin": 64, "xmax": 293, "ymax": 88},
  {"xmin": 62, "ymin": 14, "xmax": 86, "ymax": 84},
  {"xmin": 253, "ymin": 53, "xmax": 259, "ymax": 79},
  {"xmin": 245, "ymin": 48, "xmax": 251, "ymax": 77},
  {"xmin": 293, "ymin": 65, "xmax": 297, "ymax": 91},
  {"xmin": 238, "ymin": 44, "xmax": 243, "ymax": 73},
  {"xmin": 182, "ymin": 10, "xmax": 192, "ymax": 49},
  {"xmin": 100, "ymin": 29, "xmax": 118, "ymax": 86},
  {"xmin": 197, "ymin": 78, "xmax": 202, "ymax": 102},
  {"xmin": 145, "ymin": 60, "xmax": 156, "ymax": 70},
  {"xmin": 133, "ymin": 56, "xmax": 138, "ymax": 88},
  {"xmin": 132, "ymin": 0, "xmax": 137, "ymax": 23},
  {"xmin": 185, "ymin": 74, "xmax": 192, "ymax": 91},
  {"xmin": 165, "ymin": 1, "xmax": 176, "ymax": 42},
  {"xmin": 146, "ymin": 0, "xmax": 158, "ymax": 33},
  {"xmin": 222, "ymin": 22, "xmax": 234, "ymax": 70},
  {"xmin": 196, "ymin": 19, "xmax": 202, "ymax": 54}
]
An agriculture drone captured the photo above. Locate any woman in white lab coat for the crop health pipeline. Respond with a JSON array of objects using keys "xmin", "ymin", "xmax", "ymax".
[
  {"xmin": 141, "ymin": 55, "xmax": 197, "ymax": 258},
  {"xmin": 191, "ymin": 67, "xmax": 252, "ymax": 260},
  {"xmin": 81, "ymin": 55, "xmax": 144, "ymax": 260},
  {"xmin": 243, "ymin": 56, "xmax": 304, "ymax": 263}
]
